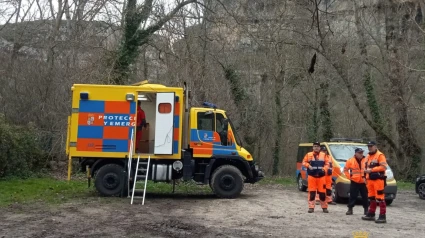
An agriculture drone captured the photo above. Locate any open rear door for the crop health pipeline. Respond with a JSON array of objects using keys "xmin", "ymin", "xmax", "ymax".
[{"xmin": 154, "ymin": 92, "xmax": 175, "ymax": 155}]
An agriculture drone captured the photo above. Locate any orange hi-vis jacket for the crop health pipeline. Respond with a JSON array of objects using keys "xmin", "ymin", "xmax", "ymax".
[
  {"xmin": 343, "ymin": 156, "xmax": 366, "ymax": 183},
  {"xmin": 302, "ymin": 151, "xmax": 330, "ymax": 178},
  {"xmin": 365, "ymin": 150, "xmax": 388, "ymax": 180}
]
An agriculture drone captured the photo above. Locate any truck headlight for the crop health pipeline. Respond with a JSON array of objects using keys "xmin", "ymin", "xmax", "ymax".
[{"xmin": 386, "ymin": 169, "xmax": 394, "ymax": 180}]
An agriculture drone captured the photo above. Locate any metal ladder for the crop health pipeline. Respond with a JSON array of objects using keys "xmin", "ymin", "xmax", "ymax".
[
  {"xmin": 130, "ymin": 155, "xmax": 151, "ymax": 205},
  {"xmin": 127, "ymin": 128, "xmax": 150, "ymax": 205}
]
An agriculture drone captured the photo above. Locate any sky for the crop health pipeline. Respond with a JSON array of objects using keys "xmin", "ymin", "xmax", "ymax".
[{"xmin": 0, "ymin": 0, "xmax": 192, "ymax": 26}]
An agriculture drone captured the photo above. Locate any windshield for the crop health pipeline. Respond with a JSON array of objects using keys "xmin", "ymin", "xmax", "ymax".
[{"xmin": 328, "ymin": 144, "xmax": 369, "ymax": 162}]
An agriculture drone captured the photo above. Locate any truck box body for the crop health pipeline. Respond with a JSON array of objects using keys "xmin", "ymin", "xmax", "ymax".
[{"xmin": 67, "ymin": 83, "xmax": 183, "ymax": 160}]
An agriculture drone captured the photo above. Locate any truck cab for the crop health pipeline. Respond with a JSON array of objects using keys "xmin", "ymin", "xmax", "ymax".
[{"xmin": 66, "ymin": 81, "xmax": 264, "ymax": 198}]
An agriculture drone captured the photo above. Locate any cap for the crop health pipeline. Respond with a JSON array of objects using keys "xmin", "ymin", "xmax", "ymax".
[
  {"xmin": 320, "ymin": 145, "xmax": 327, "ymax": 151},
  {"xmin": 313, "ymin": 141, "xmax": 320, "ymax": 146},
  {"xmin": 367, "ymin": 141, "xmax": 376, "ymax": 146},
  {"xmin": 355, "ymin": 148, "xmax": 364, "ymax": 153}
]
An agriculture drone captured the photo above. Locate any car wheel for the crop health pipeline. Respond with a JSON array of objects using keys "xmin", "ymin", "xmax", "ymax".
[
  {"xmin": 332, "ymin": 183, "xmax": 342, "ymax": 203},
  {"xmin": 418, "ymin": 183, "xmax": 425, "ymax": 200},
  {"xmin": 297, "ymin": 175, "xmax": 307, "ymax": 192},
  {"xmin": 385, "ymin": 199, "xmax": 393, "ymax": 206},
  {"xmin": 210, "ymin": 165, "xmax": 244, "ymax": 199}
]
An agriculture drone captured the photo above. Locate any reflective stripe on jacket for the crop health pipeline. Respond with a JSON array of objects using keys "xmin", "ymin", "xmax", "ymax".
[
  {"xmin": 343, "ymin": 156, "xmax": 366, "ymax": 183},
  {"xmin": 302, "ymin": 151, "xmax": 329, "ymax": 178}
]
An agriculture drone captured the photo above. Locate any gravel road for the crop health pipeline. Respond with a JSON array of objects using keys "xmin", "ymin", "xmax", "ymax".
[{"xmin": 1, "ymin": 184, "xmax": 424, "ymax": 238}]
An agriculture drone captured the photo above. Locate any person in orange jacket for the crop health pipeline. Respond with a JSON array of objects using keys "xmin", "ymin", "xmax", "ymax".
[
  {"xmin": 315, "ymin": 145, "xmax": 336, "ymax": 205},
  {"xmin": 302, "ymin": 142, "xmax": 330, "ymax": 213},
  {"xmin": 136, "ymin": 100, "xmax": 147, "ymax": 153},
  {"xmin": 343, "ymin": 147, "xmax": 368, "ymax": 215},
  {"xmin": 362, "ymin": 141, "xmax": 388, "ymax": 223}
]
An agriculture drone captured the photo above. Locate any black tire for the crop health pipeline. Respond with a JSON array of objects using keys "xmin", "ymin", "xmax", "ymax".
[
  {"xmin": 385, "ymin": 199, "xmax": 393, "ymax": 206},
  {"xmin": 95, "ymin": 164, "xmax": 126, "ymax": 197},
  {"xmin": 210, "ymin": 165, "xmax": 244, "ymax": 199},
  {"xmin": 297, "ymin": 175, "xmax": 307, "ymax": 192},
  {"xmin": 418, "ymin": 183, "xmax": 425, "ymax": 200},
  {"xmin": 332, "ymin": 183, "xmax": 343, "ymax": 203}
]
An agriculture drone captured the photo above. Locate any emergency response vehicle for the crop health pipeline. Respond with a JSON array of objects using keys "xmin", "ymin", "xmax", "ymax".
[
  {"xmin": 296, "ymin": 138, "xmax": 397, "ymax": 205},
  {"xmin": 65, "ymin": 80, "xmax": 264, "ymax": 198}
]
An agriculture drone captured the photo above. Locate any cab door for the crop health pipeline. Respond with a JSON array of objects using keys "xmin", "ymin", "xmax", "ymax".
[{"xmin": 191, "ymin": 110, "xmax": 218, "ymax": 157}]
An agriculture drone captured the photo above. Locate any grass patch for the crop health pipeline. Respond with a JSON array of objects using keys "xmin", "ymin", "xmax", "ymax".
[
  {"xmin": 0, "ymin": 176, "xmax": 92, "ymax": 207},
  {"xmin": 396, "ymin": 180, "xmax": 415, "ymax": 191},
  {"xmin": 258, "ymin": 176, "xmax": 295, "ymax": 186},
  {"xmin": 0, "ymin": 175, "xmax": 214, "ymax": 207}
]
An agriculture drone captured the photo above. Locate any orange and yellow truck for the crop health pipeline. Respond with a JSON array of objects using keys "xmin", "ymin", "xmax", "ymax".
[{"xmin": 66, "ymin": 80, "xmax": 264, "ymax": 198}]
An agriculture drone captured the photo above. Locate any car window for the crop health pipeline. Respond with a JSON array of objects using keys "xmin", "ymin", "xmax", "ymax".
[{"xmin": 328, "ymin": 144, "xmax": 369, "ymax": 161}]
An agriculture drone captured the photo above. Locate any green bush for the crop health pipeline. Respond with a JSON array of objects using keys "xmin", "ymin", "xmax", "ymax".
[{"xmin": 0, "ymin": 114, "xmax": 49, "ymax": 178}]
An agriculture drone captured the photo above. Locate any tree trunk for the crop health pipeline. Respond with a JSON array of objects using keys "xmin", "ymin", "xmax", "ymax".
[
  {"xmin": 111, "ymin": 0, "xmax": 196, "ymax": 85},
  {"xmin": 385, "ymin": 0, "xmax": 422, "ymax": 179},
  {"xmin": 273, "ymin": 71, "xmax": 284, "ymax": 176},
  {"xmin": 319, "ymin": 82, "xmax": 333, "ymax": 141}
]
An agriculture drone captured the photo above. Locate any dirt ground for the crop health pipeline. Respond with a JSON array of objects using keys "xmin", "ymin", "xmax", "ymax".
[{"xmin": 1, "ymin": 184, "xmax": 424, "ymax": 238}]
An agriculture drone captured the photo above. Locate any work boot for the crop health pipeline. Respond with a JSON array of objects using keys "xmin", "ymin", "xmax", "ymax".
[
  {"xmin": 346, "ymin": 208, "xmax": 353, "ymax": 215},
  {"xmin": 361, "ymin": 213, "xmax": 375, "ymax": 221},
  {"xmin": 375, "ymin": 214, "xmax": 386, "ymax": 223},
  {"xmin": 322, "ymin": 208, "xmax": 329, "ymax": 213},
  {"xmin": 328, "ymin": 201, "xmax": 336, "ymax": 205},
  {"xmin": 308, "ymin": 208, "xmax": 314, "ymax": 213}
]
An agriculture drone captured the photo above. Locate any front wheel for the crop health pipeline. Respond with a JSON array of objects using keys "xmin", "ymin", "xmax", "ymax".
[
  {"xmin": 94, "ymin": 164, "xmax": 126, "ymax": 197},
  {"xmin": 332, "ymin": 183, "xmax": 342, "ymax": 203},
  {"xmin": 418, "ymin": 183, "xmax": 425, "ymax": 200},
  {"xmin": 297, "ymin": 175, "xmax": 307, "ymax": 192},
  {"xmin": 210, "ymin": 165, "xmax": 244, "ymax": 199},
  {"xmin": 385, "ymin": 199, "xmax": 393, "ymax": 206}
]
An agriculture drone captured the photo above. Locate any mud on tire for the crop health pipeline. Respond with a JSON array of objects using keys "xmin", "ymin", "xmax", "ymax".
[
  {"xmin": 210, "ymin": 165, "xmax": 244, "ymax": 199},
  {"xmin": 94, "ymin": 164, "xmax": 126, "ymax": 197}
]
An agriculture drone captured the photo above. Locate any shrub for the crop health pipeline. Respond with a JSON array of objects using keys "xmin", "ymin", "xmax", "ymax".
[{"xmin": 0, "ymin": 114, "xmax": 49, "ymax": 178}]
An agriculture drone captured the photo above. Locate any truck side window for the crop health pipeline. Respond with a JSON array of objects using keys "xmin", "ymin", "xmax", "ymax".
[
  {"xmin": 215, "ymin": 113, "xmax": 229, "ymax": 146},
  {"xmin": 215, "ymin": 113, "xmax": 225, "ymax": 133},
  {"xmin": 197, "ymin": 112, "xmax": 214, "ymax": 131}
]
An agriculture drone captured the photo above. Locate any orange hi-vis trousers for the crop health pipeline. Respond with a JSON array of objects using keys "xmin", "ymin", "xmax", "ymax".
[
  {"xmin": 316, "ymin": 175, "xmax": 333, "ymax": 203},
  {"xmin": 308, "ymin": 175, "xmax": 327, "ymax": 209},
  {"xmin": 366, "ymin": 179, "xmax": 386, "ymax": 215},
  {"xmin": 367, "ymin": 179, "xmax": 385, "ymax": 200}
]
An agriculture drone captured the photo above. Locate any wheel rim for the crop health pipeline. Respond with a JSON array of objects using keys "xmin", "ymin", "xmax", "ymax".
[
  {"xmin": 298, "ymin": 177, "xmax": 303, "ymax": 190},
  {"xmin": 103, "ymin": 172, "xmax": 119, "ymax": 189},
  {"xmin": 220, "ymin": 175, "xmax": 236, "ymax": 191},
  {"xmin": 419, "ymin": 184, "xmax": 425, "ymax": 198}
]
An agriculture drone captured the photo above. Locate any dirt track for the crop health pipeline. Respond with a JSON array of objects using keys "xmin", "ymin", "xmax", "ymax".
[{"xmin": 1, "ymin": 184, "xmax": 424, "ymax": 238}]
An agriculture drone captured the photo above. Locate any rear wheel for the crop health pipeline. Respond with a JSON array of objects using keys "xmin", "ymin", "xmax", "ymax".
[
  {"xmin": 418, "ymin": 183, "xmax": 425, "ymax": 200},
  {"xmin": 95, "ymin": 164, "xmax": 126, "ymax": 197},
  {"xmin": 385, "ymin": 199, "xmax": 393, "ymax": 205},
  {"xmin": 210, "ymin": 165, "xmax": 244, "ymax": 199},
  {"xmin": 297, "ymin": 175, "xmax": 307, "ymax": 192}
]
